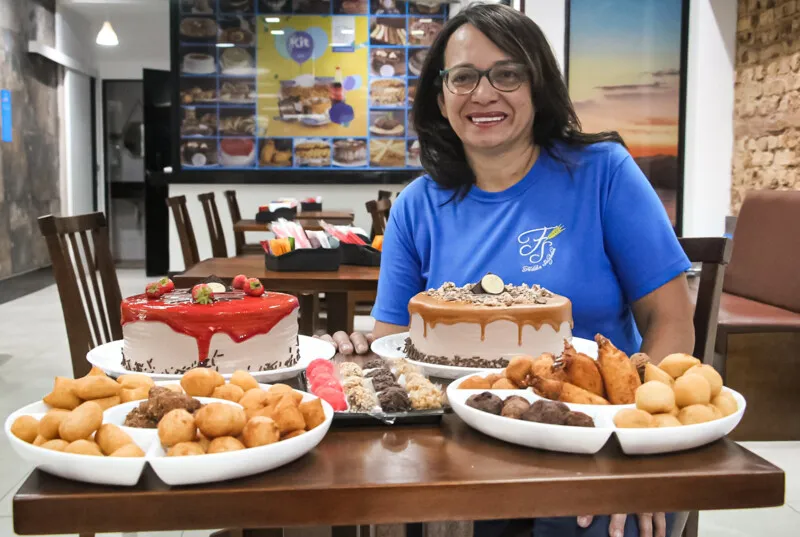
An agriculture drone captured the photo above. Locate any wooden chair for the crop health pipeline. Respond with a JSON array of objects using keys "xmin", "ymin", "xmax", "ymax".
[
  {"xmin": 224, "ymin": 190, "xmax": 262, "ymax": 255},
  {"xmin": 366, "ymin": 198, "xmax": 392, "ymax": 238},
  {"xmin": 198, "ymin": 192, "xmax": 229, "ymax": 258},
  {"xmin": 378, "ymin": 189, "xmax": 393, "ymax": 200},
  {"xmin": 38, "ymin": 213, "xmax": 123, "ymax": 378},
  {"xmin": 167, "ymin": 195, "xmax": 200, "ymax": 269}
]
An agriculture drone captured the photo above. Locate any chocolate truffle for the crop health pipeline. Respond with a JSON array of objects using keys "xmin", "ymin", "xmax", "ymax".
[
  {"xmin": 465, "ymin": 392, "xmax": 503, "ymax": 415},
  {"xmin": 364, "ymin": 359, "xmax": 386, "ymax": 370},
  {"xmin": 378, "ymin": 387, "xmax": 412, "ymax": 412},
  {"xmin": 501, "ymin": 396, "xmax": 531, "ymax": 420},
  {"xmin": 372, "ymin": 376, "xmax": 398, "ymax": 393},
  {"xmin": 564, "ymin": 411, "xmax": 595, "ymax": 428},
  {"xmin": 366, "ymin": 368, "xmax": 395, "ymax": 384},
  {"xmin": 521, "ymin": 399, "xmax": 570, "ymax": 425}
]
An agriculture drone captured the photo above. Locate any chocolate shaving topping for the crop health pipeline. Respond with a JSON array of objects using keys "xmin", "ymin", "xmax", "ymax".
[
  {"xmin": 403, "ymin": 338, "xmax": 509, "ymax": 369},
  {"xmin": 426, "ymin": 281, "xmax": 552, "ymax": 306}
]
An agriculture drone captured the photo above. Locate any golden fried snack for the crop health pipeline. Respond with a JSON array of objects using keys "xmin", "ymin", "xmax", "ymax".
[
  {"xmin": 658, "ymin": 353, "xmax": 701, "ymax": 379},
  {"xmin": 40, "ymin": 439, "xmax": 69, "ymax": 452},
  {"xmin": 483, "ymin": 373, "xmax": 504, "ymax": 386},
  {"xmin": 644, "ymin": 363, "xmax": 674, "ymax": 386},
  {"xmin": 195, "ymin": 403, "xmax": 247, "ymax": 438},
  {"xmin": 673, "ymin": 374, "xmax": 711, "ymax": 408},
  {"xmin": 504, "ymin": 356, "xmax": 533, "ymax": 387},
  {"xmin": 158, "ymin": 409, "xmax": 197, "ymax": 447},
  {"xmin": 95, "ymin": 423, "xmax": 134, "ymax": 455},
  {"xmin": 92, "ymin": 395, "xmax": 121, "ymax": 411},
  {"xmin": 530, "ymin": 377, "xmax": 610, "ymax": 405},
  {"xmin": 711, "ymin": 392, "xmax": 738, "ymax": 417},
  {"xmin": 212, "ymin": 370, "xmax": 225, "ymax": 388},
  {"xmin": 272, "ymin": 396, "xmax": 306, "ymax": 434},
  {"xmin": 282, "ymin": 430, "xmax": 305, "ymax": 440},
  {"xmin": 167, "ymin": 442, "xmax": 205, "ymax": 456},
  {"xmin": 595, "ymin": 335, "xmax": 640, "ymax": 404},
  {"xmin": 266, "ymin": 384, "xmax": 301, "ymax": 406},
  {"xmin": 212, "ymin": 384, "xmax": 245, "ymax": 403},
  {"xmin": 491, "ymin": 378, "xmax": 517, "ymax": 390},
  {"xmin": 196, "ymin": 432, "xmax": 211, "ymax": 452},
  {"xmin": 59, "ymin": 401, "xmax": 103, "ymax": 442},
  {"xmin": 684, "ymin": 365, "xmax": 723, "ymax": 398},
  {"xmin": 635, "ymin": 381, "xmax": 676, "ymax": 415},
  {"xmin": 239, "ymin": 388, "xmax": 269, "ymax": 410},
  {"xmin": 73, "ymin": 376, "xmax": 121, "ymax": 400},
  {"xmin": 706, "ymin": 404, "xmax": 724, "ymax": 420},
  {"xmin": 163, "ymin": 384, "xmax": 184, "ymax": 394},
  {"xmin": 11, "ymin": 416, "xmax": 39, "ymax": 443},
  {"xmin": 110, "ymin": 443, "xmax": 145, "ymax": 457},
  {"xmin": 653, "ymin": 414, "xmax": 682, "ymax": 428},
  {"xmin": 230, "ymin": 370, "xmax": 259, "ymax": 392},
  {"xmin": 117, "ymin": 374, "xmax": 155, "ymax": 390},
  {"xmin": 87, "ymin": 366, "xmax": 109, "ymax": 377},
  {"xmin": 33, "ymin": 435, "xmax": 47, "ymax": 446},
  {"xmin": 531, "ymin": 353, "xmax": 568, "ymax": 383},
  {"xmin": 678, "ymin": 404, "xmax": 716, "ymax": 425},
  {"xmin": 181, "ymin": 368, "xmax": 219, "ymax": 397},
  {"xmin": 207, "ymin": 436, "xmax": 246, "ymax": 454},
  {"xmin": 120, "ymin": 386, "xmax": 151, "ymax": 403},
  {"xmin": 299, "ymin": 398, "xmax": 326, "ymax": 430},
  {"xmin": 458, "ymin": 376, "xmax": 492, "ymax": 390},
  {"xmin": 65, "ymin": 439, "xmax": 103, "ymax": 456},
  {"xmin": 614, "ymin": 408, "xmax": 656, "ymax": 428},
  {"xmin": 561, "ymin": 342, "xmax": 605, "ymax": 397},
  {"xmin": 43, "ymin": 377, "xmax": 81, "ymax": 410},
  {"xmin": 242, "ymin": 416, "xmax": 280, "ymax": 448},
  {"xmin": 246, "ymin": 404, "xmax": 276, "ymax": 421}
]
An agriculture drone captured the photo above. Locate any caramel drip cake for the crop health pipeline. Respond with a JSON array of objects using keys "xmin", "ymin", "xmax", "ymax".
[{"xmin": 406, "ymin": 277, "xmax": 573, "ymax": 368}]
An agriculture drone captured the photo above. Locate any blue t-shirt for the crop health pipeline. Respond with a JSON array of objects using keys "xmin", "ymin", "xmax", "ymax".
[{"xmin": 371, "ymin": 142, "xmax": 690, "ymax": 356}]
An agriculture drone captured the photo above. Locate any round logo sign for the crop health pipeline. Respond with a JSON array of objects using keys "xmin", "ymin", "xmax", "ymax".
[{"xmin": 287, "ymin": 31, "xmax": 314, "ymax": 64}]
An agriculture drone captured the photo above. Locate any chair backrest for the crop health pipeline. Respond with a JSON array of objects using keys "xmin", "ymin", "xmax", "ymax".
[
  {"xmin": 38, "ymin": 213, "xmax": 123, "ymax": 378},
  {"xmin": 224, "ymin": 190, "xmax": 247, "ymax": 255},
  {"xmin": 723, "ymin": 189, "xmax": 800, "ymax": 313},
  {"xmin": 167, "ymin": 195, "xmax": 200, "ymax": 269},
  {"xmin": 679, "ymin": 237, "xmax": 733, "ymax": 364},
  {"xmin": 378, "ymin": 190, "xmax": 393, "ymax": 200},
  {"xmin": 366, "ymin": 198, "xmax": 392, "ymax": 237},
  {"xmin": 198, "ymin": 192, "xmax": 228, "ymax": 258}
]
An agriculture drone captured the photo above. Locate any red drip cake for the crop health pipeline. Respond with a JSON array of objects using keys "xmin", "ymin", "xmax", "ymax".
[{"xmin": 121, "ymin": 290, "xmax": 299, "ymax": 374}]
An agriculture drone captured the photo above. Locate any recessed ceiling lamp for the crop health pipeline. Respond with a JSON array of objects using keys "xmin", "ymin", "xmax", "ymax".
[{"xmin": 96, "ymin": 21, "xmax": 119, "ymax": 46}]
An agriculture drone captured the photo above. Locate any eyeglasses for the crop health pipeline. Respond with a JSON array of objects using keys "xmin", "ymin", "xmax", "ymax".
[{"xmin": 439, "ymin": 63, "xmax": 528, "ymax": 95}]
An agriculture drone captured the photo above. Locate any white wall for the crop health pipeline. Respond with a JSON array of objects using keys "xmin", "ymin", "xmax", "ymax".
[
  {"xmin": 93, "ymin": 13, "xmax": 170, "ymax": 79},
  {"xmin": 526, "ymin": 0, "xmax": 567, "ymax": 74}
]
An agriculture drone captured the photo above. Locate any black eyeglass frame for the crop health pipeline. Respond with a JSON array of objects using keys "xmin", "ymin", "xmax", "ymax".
[{"xmin": 438, "ymin": 62, "xmax": 529, "ymax": 95}]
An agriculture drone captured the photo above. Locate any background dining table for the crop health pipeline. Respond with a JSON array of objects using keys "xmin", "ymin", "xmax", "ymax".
[{"xmin": 234, "ymin": 211, "xmax": 356, "ymax": 233}]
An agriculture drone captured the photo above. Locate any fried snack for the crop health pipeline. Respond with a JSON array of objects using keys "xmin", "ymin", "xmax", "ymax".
[
  {"xmin": 158, "ymin": 409, "xmax": 197, "ymax": 447},
  {"xmin": 644, "ymin": 363, "xmax": 674, "ymax": 386},
  {"xmin": 504, "ymin": 356, "xmax": 533, "ymax": 387},
  {"xmin": 531, "ymin": 353, "xmax": 568, "ymax": 383},
  {"xmin": 673, "ymin": 374, "xmax": 711, "ymax": 408},
  {"xmin": 266, "ymin": 384, "xmax": 302, "ymax": 406},
  {"xmin": 678, "ymin": 404, "xmax": 716, "ymax": 425},
  {"xmin": 195, "ymin": 403, "xmax": 247, "ymax": 438},
  {"xmin": 707, "ymin": 404, "xmax": 724, "ymax": 420},
  {"xmin": 196, "ymin": 432, "xmax": 211, "ymax": 452},
  {"xmin": 74, "ymin": 375, "xmax": 121, "ymax": 400},
  {"xmin": 65, "ymin": 439, "xmax": 103, "ymax": 456},
  {"xmin": 230, "ymin": 370, "xmax": 259, "ymax": 392},
  {"xmin": 92, "ymin": 395, "xmax": 121, "ymax": 411},
  {"xmin": 564, "ymin": 411, "xmax": 595, "ymax": 427},
  {"xmin": 120, "ymin": 386, "xmax": 151, "ymax": 403},
  {"xmin": 629, "ymin": 352, "xmax": 650, "ymax": 381},
  {"xmin": 212, "ymin": 384, "xmax": 245, "ymax": 403},
  {"xmin": 208, "ymin": 436, "xmax": 246, "ymax": 453},
  {"xmin": 242, "ymin": 416, "xmax": 280, "ymax": 448},
  {"xmin": 484, "ymin": 373, "xmax": 504, "ymax": 386},
  {"xmin": 561, "ymin": 342, "xmax": 605, "ymax": 397},
  {"xmin": 40, "ymin": 439, "xmax": 69, "ymax": 451},
  {"xmin": 117, "ymin": 374, "xmax": 155, "ymax": 390},
  {"xmin": 595, "ymin": 335, "xmax": 640, "ymax": 404},
  {"xmin": 684, "ymin": 365, "xmax": 723, "ymax": 398},
  {"xmin": 711, "ymin": 391, "xmax": 738, "ymax": 417},
  {"xmin": 635, "ymin": 381, "xmax": 676, "ymax": 415},
  {"xmin": 491, "ymin": 378, "xmax": 517, "ymax": 390},
  {"xmin": 282, "ymin": 430, "xmax": 305, "ymax": 440},
  {"xmin": 653, "ymin": 414, "xmax": 682, "ymax": 428},
  {"xmin": 299, "ymin": 398, "xmax": 326, "ymax": 430},
  {"xmin": 43, "ymin": 377, "xmax": 81, "ymax": 410},
  {"xmin": 95, "ymin": 424, "xmax": 134, "ymax": 455},
  {"xmin": 273, "ymin": 396, "xmax": 306, "ymax": 434},
  {"xmin": 59, "ymin": 401, "xmax": 103, "ymax": 442},
  {"xmin": 163, "ymin": 384, "xmax": 185, "ymax": 394},
  {"xmin": 458, "ymin": 376, "xmax": 492, "ymax": 390},
  {"xmin": 658, "ymin": 353, "xmax": 701, "ymax": 379},
  {"xmin": 501, "ymin": 396, "xmax": 530, "ymax": 419},
  {"xmin": 87, "ymin": 366, "xmax": 108, "ymax": 377},
  {"xmin": 168, "ymin": 442, "xmax": 205, "ymax": 456},
  {"xmin": 247, "ymin": 404, "xmax": 277, "ymax": 421},
  {"xmin": 240, "ymin": 388, "xmax": 270, "ymax": 410},
  {"xmin": 39, "ymin": 409, "xmax": 70, "ymax": 440},
  {"xmin": 613, "ymin": 408, "xmax": 656, "ymax": 428},
  {"xmin": 212, "ymin": 370, "xmax": 225, "ymax": 388},
  {"xmin": 11, "ymin": 416, "xmax": 39, "ymax": 443},
  {"xmin": 181, "ymin": 368, "xmax": 219, "ymax": 397},
  {"xmin": 33, "ymin": 435, "xmax": 46, "ymax": 446},
  {"xmin": 530, "ymin": 377, "xmax": 610, "ymax": 405},
  {"xmin": 110, "ymin": 443, "xmax": 145, "ymax": 457},
  {"xmin": 522, "ymin": 399, "xmax": 570, "ymax": 425}
]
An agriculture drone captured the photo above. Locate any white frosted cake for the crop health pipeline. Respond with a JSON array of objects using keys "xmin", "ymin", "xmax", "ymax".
[
  {"xmin": 406, "ymin": 280, "xmax": 573, "ymax": 368},
  {"xmin": 121, "ymin": 290, "xmax": 300, "ymax": 374}
]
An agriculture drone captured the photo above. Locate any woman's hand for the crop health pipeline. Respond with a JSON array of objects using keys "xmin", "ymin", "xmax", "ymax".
[
  {"xmin": 316, "ymin": 332, "xmax": 374, "ymax": 355},
  {"xmin": 577, "ymin": 513, "xmax": 666, "ymax": 537}
]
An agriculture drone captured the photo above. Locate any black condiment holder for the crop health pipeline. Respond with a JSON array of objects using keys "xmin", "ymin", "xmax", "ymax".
[
  {"xmin": 300, "ymin": 201, "xmax": 322, "ymax": 211},
  {"xmin": 340, "ymin": 243, "xmax": 381, "ymax": 266},
  {"xmin": 264, "ymin": 247, "xmax": 341, "ymax": 272},
  {"xmin": 255, "ymin": 206, "xmax": 298, "ymax": 223}
]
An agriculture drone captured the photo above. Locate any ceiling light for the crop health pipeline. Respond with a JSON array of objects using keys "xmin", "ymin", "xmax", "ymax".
[
  {"xmin": 265, "ymin": 17, "xmax": 281, "ymax": 23},
  {"xmin": 216, "ymin": 43, "xmax": 235, "ymax": 47},
  {"xmin": 96, "ymin": 21, "xmax": 119, "ymax": 46},
  {"xmin": 270, "ymin": 30, "xmax": 285, "ymax": 35}
]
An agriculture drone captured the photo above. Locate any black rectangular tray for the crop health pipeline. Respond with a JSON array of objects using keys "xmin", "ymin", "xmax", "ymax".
[
  {"xmin": 300, "ymin": 202, "xmax": 322, "ymax": 211},
  {"xmin": 340, "ymin": 243, "xmax": 381, "ymax": 266},
  {"xmin": 255, "ymin": 206, "xmax": 298, "ymax": 223},
  {"xmin": 264, "ymin": 247, "xmax": 341, "ymax": 271}
]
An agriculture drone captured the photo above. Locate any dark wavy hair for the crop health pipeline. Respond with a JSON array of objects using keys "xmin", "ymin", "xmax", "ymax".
[{"xmin": 412, "ymin": 3, "xmax": 625, "ymax": 198}]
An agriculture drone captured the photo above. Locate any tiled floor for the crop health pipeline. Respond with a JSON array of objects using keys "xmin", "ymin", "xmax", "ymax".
[{"xmin": 0, "ymin": 270, "xmax": 796, "ymax": 536}]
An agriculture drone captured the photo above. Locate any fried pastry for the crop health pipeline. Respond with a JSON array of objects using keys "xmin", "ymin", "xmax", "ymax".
[
  {"xmin": 530, "ymin": 377, "xmax": 610, "ymax": 405},
  {"xmin": 595, "ymin": 334, "xmax": 640, "ymax": 404},
  {"xmin": 561, "ymin": 341, "xmax": 605, "ymax": 397}
]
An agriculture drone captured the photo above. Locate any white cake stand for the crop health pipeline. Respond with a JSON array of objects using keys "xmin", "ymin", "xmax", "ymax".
[
  {"xmin": 86, "ymin": 335, "xmax": 335, "ymax": 382},
  {"xmin": 370, "ymin": 332, "xmax": 598, "ymax": 380}
]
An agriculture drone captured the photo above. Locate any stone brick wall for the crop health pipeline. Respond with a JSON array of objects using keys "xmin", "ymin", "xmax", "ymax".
[{"xmin": 733, "ymin": 0, "xmax": 800, "ymax": 214}]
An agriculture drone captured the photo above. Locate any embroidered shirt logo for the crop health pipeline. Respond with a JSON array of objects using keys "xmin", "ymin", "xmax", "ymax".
[{"xmin": 518, "ymin": 225, "xmax": 565, "ymax": 272}]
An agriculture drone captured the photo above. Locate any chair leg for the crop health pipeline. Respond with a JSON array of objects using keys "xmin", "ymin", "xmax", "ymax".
[
  {"xmin": 683, "ymin": 511, "xmax": 698, "ymax": 537},
  {"xmin": 298, "ymin": 294, "xmax": 318, "ymax": 336}
]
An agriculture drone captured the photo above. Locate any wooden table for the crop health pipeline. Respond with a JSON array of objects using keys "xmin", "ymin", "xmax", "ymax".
[
  {"xmin": 173, "ymin": 256, "xmax": 380, "ymax": 334},
  {"xmin": 235, "ymin": 211, "xmax": 355, "ymax": 233}
]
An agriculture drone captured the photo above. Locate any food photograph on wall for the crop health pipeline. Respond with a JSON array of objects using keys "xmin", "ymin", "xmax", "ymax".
[{"xmin": 176, "ymin": 0, "xmax": 447, "ymax": 172}]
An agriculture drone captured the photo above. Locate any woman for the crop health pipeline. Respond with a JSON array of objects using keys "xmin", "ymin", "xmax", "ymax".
[{"xmin": 322, "ymin": 4, "xmax": 693, "ymax": 537}]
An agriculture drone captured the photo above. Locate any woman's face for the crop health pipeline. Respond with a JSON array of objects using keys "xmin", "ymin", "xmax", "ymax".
[{"xmin": 438, "ymin": 24, "xmax": 534, "ymax": 154}]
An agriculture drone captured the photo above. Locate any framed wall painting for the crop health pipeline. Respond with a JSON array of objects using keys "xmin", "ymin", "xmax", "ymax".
[{"xmin": 565, "ymin": 0, "xmax": 690, "ymax": 234}]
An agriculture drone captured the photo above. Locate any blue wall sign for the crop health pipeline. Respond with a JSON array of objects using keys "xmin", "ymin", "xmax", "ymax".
[{"xmin": 1, "ymin": 90, "xmax": 11, "ymax": 143}]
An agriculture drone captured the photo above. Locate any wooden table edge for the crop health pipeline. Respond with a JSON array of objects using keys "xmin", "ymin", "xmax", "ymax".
[{"xmin": 12, "ymin": 469, "xmax": 785, "ymax": 534}]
